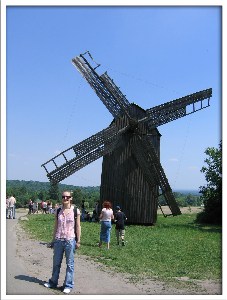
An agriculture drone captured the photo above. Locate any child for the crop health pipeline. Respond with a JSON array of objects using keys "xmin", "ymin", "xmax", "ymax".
[{"xmin": 115, "ymin": 206, "xmax": 127, "ymax": 246}]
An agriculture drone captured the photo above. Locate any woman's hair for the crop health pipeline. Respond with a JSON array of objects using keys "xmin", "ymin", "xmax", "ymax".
[
  {"xmin": 102, "ymin": 201, "xmax": 112, "ymax": 209},
  {"xmin": 63, "ymin": 190, "xmax": 72, "ymax": 196}
]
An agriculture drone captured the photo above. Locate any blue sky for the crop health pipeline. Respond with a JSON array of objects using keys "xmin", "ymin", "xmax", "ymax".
[{"xmin": 5, "ymin": 6, "xmax": 221, "ymax": 190}]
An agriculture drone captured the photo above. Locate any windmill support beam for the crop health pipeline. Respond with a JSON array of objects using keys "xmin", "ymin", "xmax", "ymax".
[{"xmin": 131, "ymin": 135, "xmax": 181, "ymax": 216}]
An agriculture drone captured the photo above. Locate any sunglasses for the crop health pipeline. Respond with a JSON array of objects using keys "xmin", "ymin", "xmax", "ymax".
[{"xmin": 62, "ymin": 195, "xmax": 71, "ymax": 200}]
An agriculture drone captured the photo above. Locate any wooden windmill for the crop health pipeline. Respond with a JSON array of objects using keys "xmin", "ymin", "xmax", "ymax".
[{"xmin": 41, "ymin": 51, "xmax": 212, "ymax": 224}]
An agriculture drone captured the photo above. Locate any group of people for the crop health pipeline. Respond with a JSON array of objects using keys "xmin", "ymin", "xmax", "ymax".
[
  {"xmin": 81, "ymin": 201, "xmax": 101, "ymax": 222},
  {"xmin": 99, "ymin": 201, "xmax": 127, "ymax": 249},
  {"xmin": 6, "ymin": 195, "xmax": 16, "ymax": 219},
  {"xmin": 81, "ymin": 200, "xmax": 101, "ymax": 222},
  {"xmin": 44, "ymin": 190, "xmax": 127, "ymax": 295},
  {"xmin": 28, "ymin": 199, "xmax": 55, "ymax": 214}
]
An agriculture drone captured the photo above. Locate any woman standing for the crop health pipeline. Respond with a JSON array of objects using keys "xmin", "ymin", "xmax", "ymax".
[
  {"xmin": 44, "ymin": 191, "xmax": 81, "ymax": 294},
  {"xmin": 99, "ymin": 201, "xmax": 114, "ymax": 249},
  {"xmin": 28, "ymin": 199, "xmax": 33, "ymax": 214}
]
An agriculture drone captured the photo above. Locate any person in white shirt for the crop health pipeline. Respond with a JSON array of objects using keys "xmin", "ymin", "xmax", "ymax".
[
  {"xmin": 98, "ymin": 201, "xmax": 114, "ymax": 249},
  {"xmin": 33, "ymin": 202, "xmax": 39, "ymax": 214},
  {"xmin": 6, "ymin": 197, "xmax": 10, "ymax": 219},
  {"xmin": 42, "ymin": 201, "xmax": 47, "ymax": 214},
  {"xmin": 8, "ymin": 195, "xmax": 16, "ymax": 219}
]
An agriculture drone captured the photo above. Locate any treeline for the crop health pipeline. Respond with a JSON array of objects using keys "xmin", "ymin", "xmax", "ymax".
[
  {"xmin": 6, "ymin": 180, "xmax": 100, "ymax": 210},
  {"xmin": 159, "ymin": 191, "xmax": 202, "ymax": 207},
  {"xmin": 6, "ymin": 180, "xmax": 202, "ymax": 209}
]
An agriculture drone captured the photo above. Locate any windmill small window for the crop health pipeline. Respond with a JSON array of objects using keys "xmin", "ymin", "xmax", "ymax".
[{"xmin": 41, "ymin": 51, "xmax": 212, "ymax": 225}]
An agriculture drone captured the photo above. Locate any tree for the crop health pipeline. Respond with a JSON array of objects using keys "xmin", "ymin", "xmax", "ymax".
[
  {"xmin": 186, "ymin": 194, "xmax": 194, "ymax": 206},
  {"xmin": 49, "ymin": 182, "xmax": 60, "ymax": 201},
  {"xmin": 37, "ymin": 191, "xmax": 46, "ymax": 201},
  {"xmin": 72, "ymin": 188, "xmax": 85, "ymax": 207},
  {"xmin": 196, "ymin": 141, "xmax": 222, "ymax": 224}
]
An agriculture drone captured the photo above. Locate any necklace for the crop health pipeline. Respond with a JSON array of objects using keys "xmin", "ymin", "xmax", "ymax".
[{"xmin": 62, "ymin": 205, "xmax": 71, "ymax": 216}]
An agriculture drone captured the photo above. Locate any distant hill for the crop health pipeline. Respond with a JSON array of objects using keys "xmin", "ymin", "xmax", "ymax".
[
  {"xmin": 174, "ymin": 189, "xmax": 200, "ymax": 196},
  {"xmin": 6, "ymin": 180, "xmax": 100, "ymax": 194},
  {"xmin": 6, "ymin": 180, "xmax": 199, "ymax": 195},
  {"xmin": 6, "ymin": 180, "xmax": 202, "ymax": 208}
]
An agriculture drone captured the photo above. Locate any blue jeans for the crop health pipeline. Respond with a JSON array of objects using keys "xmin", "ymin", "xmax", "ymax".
[{"xmin": 49, "ymin": 239, "xmax": 76, "ymax": 289}]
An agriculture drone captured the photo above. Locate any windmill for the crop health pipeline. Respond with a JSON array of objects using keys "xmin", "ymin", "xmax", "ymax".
[{"xmin": 41, "ymin": 51, "xmax": 212, "ymax": 225}]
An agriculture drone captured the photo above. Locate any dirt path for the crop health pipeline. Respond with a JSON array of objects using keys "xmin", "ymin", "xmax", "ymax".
[{"xmin": 6, "ymin": 210, "xmax": 222, "ymax": 297}]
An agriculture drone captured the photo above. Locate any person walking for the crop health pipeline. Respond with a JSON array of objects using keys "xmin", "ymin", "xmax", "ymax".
[
  {"xmin": 44, "ymin": 190, "xmax": 81, "ymax": 294},
  {"xmin": 33, "ymin": 201, "xmax": 39, "ymax": 214},
  {"xmin": 98, "ymin": 201, "xmax": 114, "ymax": 249},
  {"xmin": 8, "ymin": 195, "xmax": 16, "ymax": 219},
  {"xmin": 6, "ymin": 196, "xmax": 10, "ymax": 219},
  {"xmin": 28, "ymin": 199, "xmax": 33, "ymax": 214},
  {"xmin": 47, "ymin": 201, "xmax": 52, "ymax": 214},
  {"xmin": 42, "ymin": 200, "xmax": 47, "ymax": 214},
  {"xmin": 115, "ymin": 206, "xmax": 127, "ymax": 246}
]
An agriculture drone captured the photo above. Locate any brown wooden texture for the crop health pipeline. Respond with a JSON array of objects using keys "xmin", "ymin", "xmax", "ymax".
[{"xmin": 100, "ymin": 105, "xmax": 161, "ymax": 225}]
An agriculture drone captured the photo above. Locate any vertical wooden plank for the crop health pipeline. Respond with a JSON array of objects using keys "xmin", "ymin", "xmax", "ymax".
[{"xmin": 100, "ymin": 104, "xmax": 161, "ymax": 225}]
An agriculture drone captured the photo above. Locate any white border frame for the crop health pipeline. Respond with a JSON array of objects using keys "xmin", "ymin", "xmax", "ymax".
[{"xmin": 1, "ymin": 1, "xmax": 225, "ymax": 300}]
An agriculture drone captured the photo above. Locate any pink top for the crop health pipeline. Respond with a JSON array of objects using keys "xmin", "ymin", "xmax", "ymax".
[{"xmin": 55, "ymin": 206, "xmax": 80, "ymax": 240}]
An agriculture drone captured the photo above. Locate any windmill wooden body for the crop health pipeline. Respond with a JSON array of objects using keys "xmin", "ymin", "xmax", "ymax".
[{"xmin": 41, "ymin": 51, "xmax": 212, "ymax": 224}]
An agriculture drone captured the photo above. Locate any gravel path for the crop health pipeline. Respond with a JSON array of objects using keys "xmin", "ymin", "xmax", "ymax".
[{"xmin": 5, "ymin": 211, "xmax": 222, "ymax": 298}]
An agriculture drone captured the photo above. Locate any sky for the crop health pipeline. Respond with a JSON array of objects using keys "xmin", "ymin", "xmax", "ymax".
[{"xmin": 4, "ymin": 5, "xmax": 222, "ymax": 191}]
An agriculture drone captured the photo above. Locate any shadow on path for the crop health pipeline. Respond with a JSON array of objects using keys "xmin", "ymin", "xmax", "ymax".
[
  {"xmin": 14, "ymin": 275, "xmax": 63, "ymax": 293},
  {"xmin": 15, "ymin": 275, "xmax": 44, "ymax": 286}
]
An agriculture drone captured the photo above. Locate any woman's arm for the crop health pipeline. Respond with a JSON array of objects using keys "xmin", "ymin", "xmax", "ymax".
[{"xmin": 76, "ymin": 213, "xmax": 81, "ymax": 248}]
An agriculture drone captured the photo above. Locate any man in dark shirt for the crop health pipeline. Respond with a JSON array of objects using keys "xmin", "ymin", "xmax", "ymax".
[{"xmin": 115, "ymin": 206, "xmax": 127, "ymax": 246}]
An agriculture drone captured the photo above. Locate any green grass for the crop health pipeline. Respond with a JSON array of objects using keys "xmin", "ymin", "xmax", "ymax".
[{"xmin": 20, "ymin": 213, "xmax": 221, "ymax": 282}]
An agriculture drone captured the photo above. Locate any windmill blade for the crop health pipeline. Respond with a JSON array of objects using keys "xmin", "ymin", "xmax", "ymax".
[
  {"xmin": 100, "ymin": 72, "xmax": 132, "ymax": 118},
  {"xmin": 131, "ymin": 135, "xmax": 181, "ymax": 216},
  {"xmin": 41, "ymin": 116, "xmax": 130, "ymax": 184},
  {"xmin": 72, "ymin": 52, "xmax": 131, "ymax": 119},
  {"xmin": 141, "ymin": 88, "xmax": 212, "ymax": 128}
]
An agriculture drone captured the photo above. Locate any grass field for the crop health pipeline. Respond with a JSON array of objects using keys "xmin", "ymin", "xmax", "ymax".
[{"xmin": 20, "ymin": 211, "xmax": 221, "ymax": 282}]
